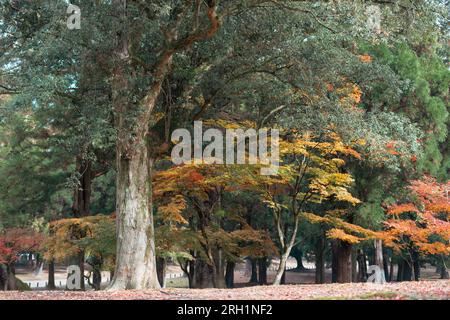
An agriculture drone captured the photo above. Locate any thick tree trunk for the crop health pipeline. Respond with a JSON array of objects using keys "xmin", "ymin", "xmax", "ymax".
[
  {"xmin": 108, "ymin": 145, "xmax": 160, "ymax": 290},
  {"xmin": 315, "ymin": 236, "xmax": 326, "ymax": 284},
  {"xmin": 291, "ymin": 247, "xmax": 306, "ymax": 271},
  {"xmin": 225, "ymin": 261, "xmax": 235, "ymax": 288},
  {"xmin": 47, "ymin": 260, "xmax": 56, "ymax": 290},
  {"xmin": 258, "ymin": 258, "xmax": 268, "ymax": 285},
  {"xmin": 336, "ymin": 241, "xmax": 352, "ymax": 283},
  {"xmin": 193, "ymin": 259, "xmax": 215, "ymax": 289}
]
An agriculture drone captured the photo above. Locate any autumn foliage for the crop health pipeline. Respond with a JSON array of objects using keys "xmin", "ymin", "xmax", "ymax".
[
  {"xmin": 382, "ymin": 177, "xmax": 450, "ymax": 255},
  {"xmin": 0, "ymin": 228, "xmax": 44, "ymax": 265}
]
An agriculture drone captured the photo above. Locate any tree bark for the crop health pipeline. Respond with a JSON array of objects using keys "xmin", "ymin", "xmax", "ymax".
[
  {"xmin": 357, "ymin": 250, "xmax": 368, "ymax": 282},
  {"xmin": 249, "ymin": 258, "xmax": 258, "ymax": 283},
  {"xmin": 108, "ymin": 147, "xmax": 160, "ymax": 290},
  {"xmin": 290, "ymin": 246, "xmax": 306, "ymax": 271},
  {"xmin": 225, "ymin": 261, "xmax": 235, "ymax": 288},
  {"xmin": 336, "ymin": 241, "xmax": 352, "ymax": 283},
  {"xmin": 47, "ymin": 260, "xmax": 56, "ymax": 290},
  {"xmin": 258, "ymin": 257, "xmax": 268, "ymax": 285},
  {"xmin": 73, "ymin": 157, "xmax": 92, "ymax": 217},
  {"xmin": 331, "ymin": 240, "xmax": 338, "ymax": 283},
  {"xmin": 315, "ymin": 236, "xmax": 326, "ymax": 284},
  {"xmin": 156, "ymin": 257, "xmax": 166, "ymax": 288},
  {"xmin": 6, "ymin": 264, "xmax": 17, "ymax": 291}
]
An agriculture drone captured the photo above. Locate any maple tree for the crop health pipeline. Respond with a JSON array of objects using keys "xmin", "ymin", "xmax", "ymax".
[
  {"xmin": 154, "ymin": 162, "xmax": 277, "ymax": 288},
  {"xmin": 0, "ymin": 228, "xmax": 44, "ymax": 290},
  {"xmin": 382, "ymin": 177, "xmax": 450, "ymax": 280},
  {"xmin": 43, "ymin": 215, "xmax": 116, "ymax": 290}
]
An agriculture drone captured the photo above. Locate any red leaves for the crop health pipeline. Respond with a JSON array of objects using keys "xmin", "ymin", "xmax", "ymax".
[{"xmin": 0, "ymin": 228, "xmax": 44, "ymax": 265}]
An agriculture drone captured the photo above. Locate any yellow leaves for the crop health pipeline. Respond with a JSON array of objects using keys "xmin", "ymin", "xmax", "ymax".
[
  {"xmin": 203, "ymin": 119, "xmax": 257, "ymax": 129},
  {"xmin": 327, "ymin": 228, "xmax": 363, "ymax": 244},
  {"xmin": 157, "ymin": 195, "xmax": 188, "ymax": 224}
]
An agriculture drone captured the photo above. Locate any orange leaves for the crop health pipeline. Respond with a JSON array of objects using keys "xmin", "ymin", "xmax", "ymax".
[
  {"xmin": 382, "ymin": 177, "xmax": 450, "ymax": 256},
  {"xmin": 387, "ymin": 203, "xmax": 419, "ymax": 216},
  {"xmin": 327, "ymin": 228, "xmax": 363, "ymax": 244},
  {"xmin": 359, "ymin": 54, "xmax": 373, "ymax": 63},
  {"xmin": 44, "ymin": 215, "xmax": 115, "ymax": 262},
  {"xmin": 157, "ymin": 195, "xmax": 188, "ymax": 225}
]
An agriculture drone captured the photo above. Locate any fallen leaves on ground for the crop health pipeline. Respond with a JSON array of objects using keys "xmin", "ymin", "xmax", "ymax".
[{"xmin": 0, "ymin": 280, "xmax": 449, "ymax": 300}]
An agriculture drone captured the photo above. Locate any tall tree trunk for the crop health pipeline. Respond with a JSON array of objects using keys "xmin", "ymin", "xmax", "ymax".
[
  {"xmin": 109, "ymin": 146, "xmax": 160, "ymax": 290},
  {"xmin": 315, "ymin": 236, "xmax": 326, "ymax": 284},
  {"xmin": 48, "ymin": 260, "xmax": 56, "ymax": 290},
  {"xmin": 357, "ymin": 250, "xmax": 368, "ymax": 282},
  {"xmin": 225, "ymin": 261, "xmax": 235, "ymax": 288},
  {"xmin": 336, "ymin": 241, "xmax": 352, "ymax": 283}
]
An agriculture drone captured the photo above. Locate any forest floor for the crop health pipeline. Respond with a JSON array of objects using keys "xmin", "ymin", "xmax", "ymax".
[{"xmin": 0, "ymin": 280, "xmax": 448, "ymax": 300}]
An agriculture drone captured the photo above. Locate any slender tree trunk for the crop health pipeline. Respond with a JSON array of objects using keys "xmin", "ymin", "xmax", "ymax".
[
  {"xmin": 212, "ymin": 248, "xmax": 227, "ymax": 288},
  {"xmin": 412, "ymin": 250, "xmax": 420, "ymax": 281},
  {"xmin": 156, "ymin": 257, "xmax": 166, "ymax": 288},
  {"xmin": 78, "ymin": 251, "xmax": 85, "ymax": 291},
  {"xmin": 389, "ymin": 258, "xmax": 394, "ymax": 282},
  {"xmin": 351, "ymin": 248, "xmax": 358, "ymax": 282},
  {"xmin": 331, "ymin": 240, "xmax": 338, "ymax": 283},
  {"xmin": 249, "ymin": 258, "xmax": 258, "ymax": 283},
  {"xmin": 73, "ymin": 157, "xmax": 92, "ymax": 217},
  {"xmin": 374, "ymin": 239, "xmax": 386, "ymax": 282},
  {"xmin": 48, "ymin": 260, "xmax": 56, "ymax": 290}
]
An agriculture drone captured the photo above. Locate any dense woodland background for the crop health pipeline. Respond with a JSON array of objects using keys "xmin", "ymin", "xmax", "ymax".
[{"xmin": 0, "ymin": 0, "xmax": 449, "ymax": 293}]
